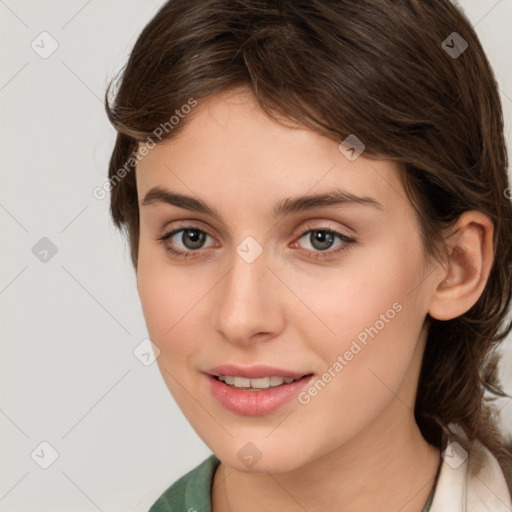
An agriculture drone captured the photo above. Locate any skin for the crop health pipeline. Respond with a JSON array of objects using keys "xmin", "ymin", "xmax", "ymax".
[{"xmin": 135, "ymin": 87, "xmax": 494, "ymax": 512}]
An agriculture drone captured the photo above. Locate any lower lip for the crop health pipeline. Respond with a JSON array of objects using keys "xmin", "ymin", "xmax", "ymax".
[{"xmin": 205, "ymin": 374, "xmax": 314, "ymax": 416}]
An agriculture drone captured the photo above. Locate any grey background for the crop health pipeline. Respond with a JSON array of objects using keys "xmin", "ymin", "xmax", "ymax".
[{"xmin": 0, "ymin": 1, "xmax": 511, "ymax": 511}]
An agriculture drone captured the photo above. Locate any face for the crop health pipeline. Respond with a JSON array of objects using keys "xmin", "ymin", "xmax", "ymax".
[{"xmin": 135, "ymin": 88, "xmax": 439, "ymax": 473}]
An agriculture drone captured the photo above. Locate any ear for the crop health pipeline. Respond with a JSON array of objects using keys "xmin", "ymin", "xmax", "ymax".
[{"xmin": 428, "ymin": 211, "xmax": 494, "ymax": 321}]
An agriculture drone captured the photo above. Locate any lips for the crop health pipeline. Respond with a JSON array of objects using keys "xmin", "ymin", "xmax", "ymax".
[
  {"xmin": 206, "ymin": 373, "xmax": 313, "ymax": 415},
  {"xmin": 204, "ymin": 364, "xmax": 315, "ymax": 415}
]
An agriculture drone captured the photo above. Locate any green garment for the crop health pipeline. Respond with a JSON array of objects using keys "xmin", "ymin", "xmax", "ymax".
[{"xmin": 148, "ymin": 453, "xmax": 438, "ymax": 512}]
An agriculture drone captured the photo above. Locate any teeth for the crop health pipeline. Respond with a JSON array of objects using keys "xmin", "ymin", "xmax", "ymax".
[{"xmin": 218, "ymin": 375, "xmax": 301, "ymax": 389}]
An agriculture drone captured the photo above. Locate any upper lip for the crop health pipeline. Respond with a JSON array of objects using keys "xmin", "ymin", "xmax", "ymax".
[{"xmin": 205, "ymin": 365, "xmax": 313, "ymax": 379}]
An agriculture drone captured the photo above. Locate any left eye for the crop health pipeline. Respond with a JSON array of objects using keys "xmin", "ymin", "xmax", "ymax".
[{"xmin": 294, "ymin": 228, "xmax": 354, "ymax": 253}]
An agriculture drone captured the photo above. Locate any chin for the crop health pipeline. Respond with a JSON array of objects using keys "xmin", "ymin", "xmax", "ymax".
[{"xmin": 216, "ymin": 442, "xmax": 311, "ymax": 474}]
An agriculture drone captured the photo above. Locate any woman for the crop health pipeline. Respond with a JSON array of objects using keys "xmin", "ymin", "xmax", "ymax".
[{"xmin": 105, "ymin": 1, "xmax": 512, "ymax": 510}]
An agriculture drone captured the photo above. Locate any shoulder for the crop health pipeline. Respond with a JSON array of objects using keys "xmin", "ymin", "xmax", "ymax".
[
  {"xmin": 148, "ymin": 453, "xmax": 221, "ymax": 512},
  {"xmin": 431, "ymin": 428, "xmax": 512, "ymax": 512}
]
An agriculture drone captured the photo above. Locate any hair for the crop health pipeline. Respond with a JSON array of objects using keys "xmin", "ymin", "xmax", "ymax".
[{"xmin": 104, "ymin": 0, "xmax": 512, "ymax": 489}]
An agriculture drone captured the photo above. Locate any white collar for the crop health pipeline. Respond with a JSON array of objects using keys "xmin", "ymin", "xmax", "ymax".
[{"xmin": 430, "ymin": 433, "xmax": 511, "ymax": 512}]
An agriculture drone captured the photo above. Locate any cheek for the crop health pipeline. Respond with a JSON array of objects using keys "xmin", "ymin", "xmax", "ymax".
[
  {"xmin": 300, "ymin": 231, "xmax": 428, "ymax": 403},
  {"xmin": 136, "ymin": 249, "xmax": 198, "ymax": 356},
  {"xmin": 136, "ymin": 244, "xmax": 225, "ymax": 377},
  {"xmin": 137, "ymin": 250, "xmax": 171, "ymax": 340},
  {"xmin": 288, "ymin": 231, "xmax": 429, "ymax": 421},
  {"xmin": 136, "ymin": 251, "xmax": 221, "ymax": 421},
  {"xmin": 289, "ymin": 231, "xmax": 426, "ymax": 351}
]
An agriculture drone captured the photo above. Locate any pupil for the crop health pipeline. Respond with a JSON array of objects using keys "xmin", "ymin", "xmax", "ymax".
[
  {"xmin": 183, "ymin": 229, "xmax": 205, "ymax": 249},
  {"xmin": 311, "ymin": 231, "xmax": 334, "ymax": 251}
]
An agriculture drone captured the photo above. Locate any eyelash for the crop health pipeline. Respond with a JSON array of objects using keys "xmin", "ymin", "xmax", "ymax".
[{"xmin": 156, "ymin": 224, "xmax": 356, "ymax": 261}]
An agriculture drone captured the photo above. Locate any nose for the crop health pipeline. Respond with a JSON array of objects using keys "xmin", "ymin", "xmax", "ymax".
[{"xmin": 212, "ymin": 246, "xmax": 285, "ymax": 346}]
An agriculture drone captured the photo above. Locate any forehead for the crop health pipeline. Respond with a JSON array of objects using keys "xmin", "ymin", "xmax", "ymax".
[{"xmin": 135, "ymin": 90, "xmax": 408, "ymax": 218}]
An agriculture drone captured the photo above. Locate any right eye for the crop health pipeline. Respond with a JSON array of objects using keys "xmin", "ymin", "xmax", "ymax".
[{"xmin": 158, "ymin": 226, "xmax": 217, "ymax": 258}]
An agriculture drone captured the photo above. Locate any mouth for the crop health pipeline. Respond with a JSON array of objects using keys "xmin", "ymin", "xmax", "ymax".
[
  {"xmin": 205, "ymin": 369, "xmax": 315, "ymax": 416},
  {"xmin": 212, "ymin": 374, "xmax": 313, "ymax": 391}
]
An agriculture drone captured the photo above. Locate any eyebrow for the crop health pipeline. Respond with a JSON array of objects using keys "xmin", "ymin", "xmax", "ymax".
[{"xmin": 140, "ymin": 186, "xmax": 383, "ymax": 219}]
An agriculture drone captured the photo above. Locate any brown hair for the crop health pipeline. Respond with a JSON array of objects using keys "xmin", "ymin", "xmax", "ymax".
[{"xmin": 105, "ymin": 0, "xmax": 512, "ymax": 487}]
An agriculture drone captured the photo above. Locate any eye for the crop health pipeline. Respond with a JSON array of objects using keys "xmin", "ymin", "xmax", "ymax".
[
  {"xmin": 157, "ymin": 226, "xmax": 216, "ymax": 258},
  {"xmin": 292, "ymin": 226, "xmax": 355, "ymax": 259}
]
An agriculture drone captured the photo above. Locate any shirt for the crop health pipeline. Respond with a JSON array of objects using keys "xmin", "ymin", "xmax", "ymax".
[{"xmin": 148, "ymin": 456, "xmax": 438, "ymax": 512}]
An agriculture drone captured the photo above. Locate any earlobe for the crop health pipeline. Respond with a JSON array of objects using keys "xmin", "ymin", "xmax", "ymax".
[{"xmin": 428, "ymin": 211, "xmax": 494, "ymax": 321}]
